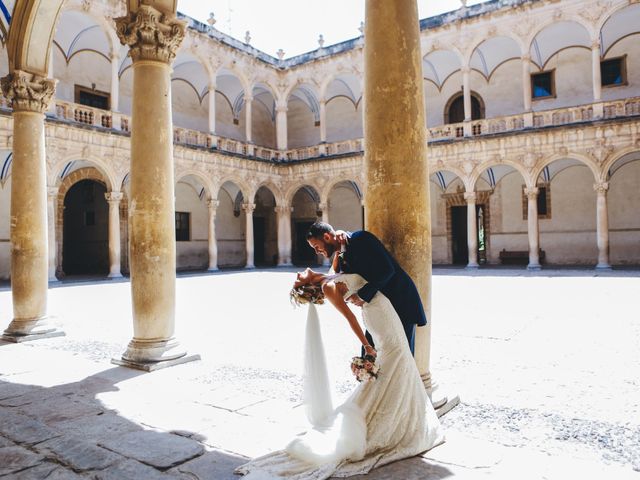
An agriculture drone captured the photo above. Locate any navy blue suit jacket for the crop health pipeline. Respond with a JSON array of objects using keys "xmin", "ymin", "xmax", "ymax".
[{"xmin": 337, "ymin": 230, "xmax": 427, "ymax": 328}]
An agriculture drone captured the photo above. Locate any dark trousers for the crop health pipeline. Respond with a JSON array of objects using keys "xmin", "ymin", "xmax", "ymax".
[{"xmin": 362, "ymin": 323, "xmax": 416, "ymax": 357}]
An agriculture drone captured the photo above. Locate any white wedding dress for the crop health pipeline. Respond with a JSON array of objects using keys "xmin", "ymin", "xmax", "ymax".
[{"xmin": 235, "ymin": 273, "xmax": 444, "ymax": 479}]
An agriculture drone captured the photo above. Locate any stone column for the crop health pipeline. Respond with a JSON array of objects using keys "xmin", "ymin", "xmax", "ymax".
[
  {"xmin": 522, "ymin": 54, "xmax": 532, "ymax": 112},
  {"xmin": 110, "ymin": 53, "xmax": 120, "ymax": 112},
  {"xmin": 105, "ymin": 192, "xmax": 123, "ymax": 278},
  {"xmin": 243, "ymin": 202, "xmax": 256, "ymax": 269},
  {"xmin": 245, "ymin": 94, "xmax": 253, "ymax": 143},
  {"xmin": 364, "ymin": 0, "xmax": 447, "ymax": 407},
  {"xmin": 207, "ymin": 199, "xmax": 219, "ymax": 271},
  {"xmin": 318, "ymin": 202, "xmax": 331, "ymax": 266},
  {"xmin": 461, "ymin": 66, "xmax": 472, "ymax": 136},
  {"xmin": 594, "ymin": 182, "xmax": 611, "ymax": 270},
  {"xmin": 524, "ymin": 187, "xmax": 541, "ymax": 270},
  {"xmin": 464, "ymin": 192, "xmax": 479, "ymax": 268},
  {"xmin": 319, "ymin": 99, "xmax": 327, "ymax": 143},
  {"xmin": 592, "ymin": 41, "xmax": 602, "ymax": 102},
  {"xmin": 113, "ymin": 6, "xmax": 197, "ymax": 369},
  {"xmin": 47, "ymin": 187, "xmax": 58, "ymax": 282},
  {"xmin": 276, "ymin": 104, "xmax": 288, "ymax": 150},
  {"xmin": 275, "ymin": 205, "xmax": 292, "ymax": 266},
  {"xmin": 0, "ymin": 70, "xmax": 63, "ymax": 342},
  {"xmin": 208, "ymin": 83, "xmax": 216, "ymax": 134}
]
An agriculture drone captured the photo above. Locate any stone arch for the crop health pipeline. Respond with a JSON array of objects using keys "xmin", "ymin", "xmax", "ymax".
[
  {"xmin": 215, "ymin": 179, "xmax": 248, "ymax": 268},
  {"xmin": 466, "ymin": 33, "xmax": 526, "ymax": 67},
  {"xmin": 285, "ymin": 182, "xmax": 321, "ymax": 207},
  {"xmin": 175, "ymin": 170, "xmax": 214, "ymax": 200},
  {"xmin": 320, "ymin": 177, "xmax": 362, "ymax": 205},
  {"xmin": 470, "ymin": 160, "xmax": 531, "ymax": 190},
  {"xmin": 532, "ymin": 153, "xmax": 599, "ymax": 184},
  {"xmin": 527, "ymin": 19, "xmax": 594, "ymax": 69},
  {"xmin": 290, "ymin": 184, "xmax": 321, "ymax": 265},
  {"xmin": 251, "ymin": 180, "xmax": 283, "ymax": 206},
  {"xmin": 601, "ymin": 147, "xmax": 640, "ymax": 181},
  {"xmin": 443, "ymin": 90, "xmax": 485, "ymax": 124},
  {"xmin": 429, "ymin": 168, "xmax": 467, "ymax": 265}
]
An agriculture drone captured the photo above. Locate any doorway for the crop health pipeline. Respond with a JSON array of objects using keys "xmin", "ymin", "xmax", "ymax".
[
  {"xmin": 62, "ymin": 180, "xmax": 109, "ymax": 275},
  {"xmin": 293, "ymin": 220, "xmax": 318, "ymax": 265},
  {"xmin": 451, "ymin": 206, "xmax": 468, "ymax": 265}
]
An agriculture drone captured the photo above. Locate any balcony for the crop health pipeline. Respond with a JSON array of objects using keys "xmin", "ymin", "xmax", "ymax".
[{"xmin": 1, "ymin": 96, "xmax": 639, "ymax": 163}]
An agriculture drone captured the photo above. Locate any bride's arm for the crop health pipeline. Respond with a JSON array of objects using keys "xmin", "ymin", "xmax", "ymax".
[{"xmin": 322, "ymin": 281, "xmax": 376, "ymax": 356}]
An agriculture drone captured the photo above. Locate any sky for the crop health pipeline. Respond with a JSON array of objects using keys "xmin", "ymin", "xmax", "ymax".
[{"xmin": 178, "ymin": 0, "xmax": 487, "ymax": 58}]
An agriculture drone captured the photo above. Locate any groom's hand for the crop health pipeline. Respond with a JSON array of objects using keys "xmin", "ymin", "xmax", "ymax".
[
  {"xmin": 347, "ymin": 294, "xmax": 365, "ymax": 307},
  {"xmin": 335, "ymin": 230, "xmax": 349, "ymax": 246}
]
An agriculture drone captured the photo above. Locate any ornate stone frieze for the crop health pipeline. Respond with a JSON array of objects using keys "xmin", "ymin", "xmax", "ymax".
[
  {"xmin": 0, "ymin": 70, "xmax": 56, "ymax": 114},
  {"xmin": 114, "ymin": 5, "xmax": 186, "ymax": 64}
]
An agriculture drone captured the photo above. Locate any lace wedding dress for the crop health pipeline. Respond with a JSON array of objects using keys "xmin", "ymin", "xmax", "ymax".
[{"xmin": 235, "ymin": 273, "xmax": 444, "ymax": 479}]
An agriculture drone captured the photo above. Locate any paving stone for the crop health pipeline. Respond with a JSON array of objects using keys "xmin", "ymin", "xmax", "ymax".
[
  {"xmin": 11, "ymin": 462, "xmax": 87, "ymax": 479},
  {"xmin": 54, "ymin": 412, "xmax": 140, "ymax": 442},
  {"xmin": 173, "ymin": 449, "xmax": 248, "ymax": 480},
  {"xmin": 0, "ymin": 435, "xmax": 15, "ymax": 447},
  {"xmin": 39, "ymin": 435, "xmax": 122, "ymax": 472},
  {"xmin": 18, "ymin": 398, "xmax": 104, "ymax": 424},
  {"xmin": 92, "ymin": 459, "xmax": 179, "ymax": 480},
  {"xmin": 0, "ymin": 382, "xmax": 34, "ymax": 401},
  {"xmin": 0, "ymin": 409, "xmax": 60, "ymax": 445},
  {"xmin": 99, "ymin": 430, "xmax": 204, "ymax": 470},
  {"xmin": 0, "ymin": 445, "xmax": 44, "ymax": 476}
]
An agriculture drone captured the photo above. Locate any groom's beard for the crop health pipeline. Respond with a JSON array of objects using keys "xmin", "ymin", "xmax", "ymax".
[{"xmin": 323, "ymin": 242, "xmax": 336, "ymax": 258}]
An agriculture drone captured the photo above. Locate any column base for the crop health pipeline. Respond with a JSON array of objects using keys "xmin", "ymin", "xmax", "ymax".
[
  {"xmin": 465, "ymin": 263, "xmax": 479, "ymax": 270},
  {"xmin": 595, "ymin": 263, "xmax": 612, "ymax": 270},
  {"xmin": 2, "ymin": 316, "xmax": 65, "ymax": 343},
  {"xmin": 527, "ymin": 263, "xmax": 541, "ymax": 271},
  {"xmin": 435, "ymin": 394, "xmax": 461, "ymax": 418},
  {"xmin": 112, "ymin": 337, "xmax": 200, "ymax": 371},
  {"xmin": 245, "ymin": 264, "xmax": 256, "ymax": 270},
  {"xmin": 277, "ymin": 262, "xmax": 293, "ymax": 267},
  {"xmin": 207, "ymin": 267, "xmax": 219, "ymax": 272},
  {"xmin": 108, "ymin": 272, "xmax": 123, "ymax": 279}
]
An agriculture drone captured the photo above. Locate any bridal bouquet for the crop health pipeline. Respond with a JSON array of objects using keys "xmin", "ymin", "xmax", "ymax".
[{"xmin": 350, "ymin": 354, "xmax": 379, "ymax": 382}]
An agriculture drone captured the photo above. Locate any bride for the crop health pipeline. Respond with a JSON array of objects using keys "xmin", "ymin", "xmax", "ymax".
[{"xmin": 235, "ymin": 267, "xmax": 444, "ymax": 479}]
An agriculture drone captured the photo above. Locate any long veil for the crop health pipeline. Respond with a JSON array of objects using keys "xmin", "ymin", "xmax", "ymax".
[{"xmin": 285, "ymin": 302, "xmax": 366, "ymax": 465}]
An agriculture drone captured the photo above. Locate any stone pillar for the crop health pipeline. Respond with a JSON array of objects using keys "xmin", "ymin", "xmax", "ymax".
[
  {"xmin": 110, "ymin": 53, "xmax": 120, "ymax": 112},
  {"xmin": 207, "ymin": 199, "xmax": 219, "ymax": 271},
  {"xmin": 47, "ymin": 187, "xmax": 58, "ymax": 282},
  {"xmin": 275, "ymin": 205, "xmax": 292, "ymax": 266},
  {"xmin": 319, "ymin": 100, "xmax": 327, "ymax": 143},
  {"xmin": 592, "ymin": 41, "xmax": 602, "ymax": 102},
  {"xmin": 243, "ymin": 203, "xmax": 256, "ymax": 269},
  {"xmin": 276, "ymin": 104, "xmax": 288, "ymax": 150},
  {"xmin": 364, "ymin": 0, "xmax": 448, "ymax": 408},
  {"xmin": 208, "ymin": 84, "xmax": 216, "ymax": 134},
  {"xmin": 105, "ymin": 192, "xmax": 123, "ymax": 278},
  {"xmin": 464, "ymin": 192, "xmax": 479, "ymax": 268},
  {"xmin": 319, "ymin": 202, "xmax": 331, "ymax": 266},
  {"xmin": 522, "ymin": 55, "xmax": 532, "ymax": 112},
  {"xmin": 245, "ymin": 94, "xmax": 253, "ymax": 143},
  {"xmin": 462, "ymin": 67, "xmax": 471, "ymax": 121},
  {"xmin": 0, "ymin": 70, "xmax": 63, "ymax": 342},
  {"xmin": 525, "ymin": 187, "xmax": 541, "ymax": 270},
  {"xmin": 113, "ymin": 5, "xmax": 198, "ymax": 369},
  {"xmin": 594, "ymin": 182, "xmax": 611, "ymax": 270}
]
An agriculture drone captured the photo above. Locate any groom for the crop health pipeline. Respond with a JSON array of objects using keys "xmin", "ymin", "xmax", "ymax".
[{"xmin": 306, "ymin": 221, "xmax": 427, "ymax": 355}]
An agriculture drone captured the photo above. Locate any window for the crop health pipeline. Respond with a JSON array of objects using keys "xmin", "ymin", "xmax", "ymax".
[
  {"xmin": 531, "ymin": 71, "xmax": 555, "ymax": 99},
  {"xmin": 75, "ymin": 85, "xmax": 110, "ymax": 110},
  {"xmin": 175, "ymin": 212, "xmax": 190, "ymax": 241},
  {"xmin": 522, "ymin": 185, "xmax": 551, "ymax": 220},
  {"xmin": 601, "ymin": 56, "xmax": 627, "ymax": 87}
]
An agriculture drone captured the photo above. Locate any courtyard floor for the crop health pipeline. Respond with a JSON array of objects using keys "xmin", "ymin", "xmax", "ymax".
[{"xmin": 0, "ymin": 268, "xmax": 639, "ymax": 479}]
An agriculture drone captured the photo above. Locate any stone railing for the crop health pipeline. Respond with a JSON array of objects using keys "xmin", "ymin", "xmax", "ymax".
[{"xmin": 1, "ymin": 96, "xmax": 638, "ymax": 161}]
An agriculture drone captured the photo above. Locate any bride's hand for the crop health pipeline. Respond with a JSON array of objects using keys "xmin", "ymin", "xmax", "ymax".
[{"xmin": 364, "ymin": 345, "xmax": 377, "ymax": 358}]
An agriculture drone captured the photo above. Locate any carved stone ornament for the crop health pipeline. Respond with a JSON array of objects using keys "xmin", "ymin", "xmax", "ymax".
[
  {"xmin": 0, "ymin": 70, "xmax": 56, "ymax": 113},
  {"xmin": 114, "ymin": 5, "xmax": 186, "ymax": 64}
]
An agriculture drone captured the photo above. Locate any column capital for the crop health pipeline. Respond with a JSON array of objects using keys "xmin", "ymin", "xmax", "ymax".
[
  {"xmin": 114, "ymin": 5, "xmax": 186, "ymax": 64},
  {"xmin": 524, "ymin": 186, "xmax": 539, "ymax": 199},
  {"xmin": 242, "ymin": 202, "xmax": 256, "ymax": 213},
  {"xmin": 461, "ymin": 66, "xmax": 471, "ymax": 75},
  {"xmin": 208, "ymin": 82, "xmax": 217, "ymax": 92},
  {"xmin": 110, "ymin": 52, "xmax": 120, "ymax": 62},
  {"xmin": 591, "ymin": 39, "xmax": 601, "ymax": 51},
  {"xmin": 275, "ymin": 104, "xmax": 288, "ymax": 114},
  {"xmin": 244, "ymin": 94, "xmax": 253, "ymax": 103},
  {"xmin": 593, "ymin": 182, "xmax": 609, "ymax": 194},
  {"xmin": 105, "ymin": 191, "xmax": 124, "ymax": 203},
  {"xmin": 463, "ymin": 191, "xmax": 477, "ymax": 202},
  {"xmin": 0, "ymin": 70, "xmax": 56, "ymax": 113},
  {"xmin": 521, "ymin": 54, "xmax": 531, "ymax": 62},
  {"xmin": 207, "ymin": 198, "xmax": 219, "ymax": 210},
  {"xmin": 274, "ymin": 205, "xmax": 292, "ymax": 214},
  {"xmin": 47, "ymin": 186, "xmax": 59, "ymax": 198},
  {"xmin": 318, "ymin": 202, "xmax": 328, "ymax": 211}
]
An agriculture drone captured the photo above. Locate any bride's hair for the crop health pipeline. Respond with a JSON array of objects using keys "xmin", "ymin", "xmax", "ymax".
[{"xmin": 290, "ymin": 283, "xmax": 325, "ymax": 306}]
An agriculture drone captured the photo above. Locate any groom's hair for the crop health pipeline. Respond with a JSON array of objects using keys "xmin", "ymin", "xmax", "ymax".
[{"xmin": 306, "ymin": 221, "xmax": 334, "ymax": 240}]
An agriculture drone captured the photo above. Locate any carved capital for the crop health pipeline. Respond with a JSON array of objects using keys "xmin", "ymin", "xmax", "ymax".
[
  {"xmin": 524, "ymin": 187, "xmax": 539, "ymax": 200},
  {"xmin": 521, "ymin": 54, "xmax": 531, "ymax": 63},
  {"xmin": 207, "ymin": 199, "xmax": 219, "ymax": 210},
  {"xmin": 593, "ymin": 182, "xmax": 609, "ymax": 195},
  {"xmin": 105, "ymin": 191, "xmax": 124, "ymax": 203},
  {"xmin": 461, "ymin": 66, "xmax": 471, "ymax": 75},
  {"xmin": 47, "ymin": 187, "xmax": 59, "ymax": 198},
  {"xmin": 463, "ymin": 191, "xmax": 477, "ymax": 202},
  {"xmin": 318, "ymin": 202, "xmax": 328, "ymax": 212},
  {"xmin": 274, "ymin": 205, "xmax": 292, "ymax": 215},
  {"xmin": 114, "ymin": 5, "xmax": 186, "ymax": 64},
  {"xmin": 0, "ymin": 70, "xmax": 56, "ymax": 113},
  {"xmin": 242, "ymin": 202, "xmax": 256, "ymax": 213},
  {"xmin": 591, "ymin": 39, "xmax": 601, "ymax": 51}
]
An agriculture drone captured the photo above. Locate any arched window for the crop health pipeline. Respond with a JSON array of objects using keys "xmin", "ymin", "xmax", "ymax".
[{"xmin": 444, "ymin": 92, "xmax": 485, "ymax": 124}]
